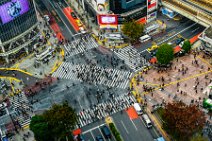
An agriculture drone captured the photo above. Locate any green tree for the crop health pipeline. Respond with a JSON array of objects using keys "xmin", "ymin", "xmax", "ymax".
[
  {"xmin": 156, "ymin": 44, "xmax": 174, "ymax": 65},
  {"xmin": 182, "ymin": 40, "xmax": 191, "ymax": 53},
  {"xmin": 121, "ymin": 20, "xmax": 144, "ymax": 42},
  {"xmin": 190, "ymin": 133, "xmax": 208, "ymax": 141},
  {"xmin": 163, "ymin": 101, "xmax": 206, "ymax": 141},
  {"xmin": 30, "ymin": 115, "xmax": 53, "ymax": 141},
  {"xmin": 43, "ymin": 102, "xmax": 78, "ymax": 140}
]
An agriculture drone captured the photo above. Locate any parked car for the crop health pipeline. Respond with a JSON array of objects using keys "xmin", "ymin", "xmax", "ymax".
[
  {"xmin": 101, "ymin": 125, "xmax": 111, "ymax": 139},
  {"xmin": 142, "ymin": 114, "xmax": 152, "ymax": 129},
  {"xmin": 71, "ymin": 12, "xmax": 77, "ymax": 19},
  {"xmin": 96, "ymin": 135, "xmax": 104, "ymax": 141},
  {"xmin": 175, "ymin": 38, "xmax": 185, "ymax": 45}
]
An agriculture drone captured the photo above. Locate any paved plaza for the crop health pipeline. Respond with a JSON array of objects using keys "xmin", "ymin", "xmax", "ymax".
[{"xmin": 133, "ymin": 51, "xmax": 212, "ymax": 110}]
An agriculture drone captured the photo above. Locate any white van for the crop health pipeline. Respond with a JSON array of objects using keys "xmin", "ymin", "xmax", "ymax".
[
  {"xmin": 133, "ymin": 103, "xmax": 143, "ymax": 115},
  {"xmin": 142, "ymin": 114, "xmax": 152, "ymax": 128},
  {"xmin": 139, "ymin": 35, "xmax": 151, "ymax": 43}
]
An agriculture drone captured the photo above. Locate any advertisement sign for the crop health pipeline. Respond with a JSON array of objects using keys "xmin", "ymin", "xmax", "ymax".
[
  {"xmin": 137, "ymin": 17, "xmax": 147, "ymax": 24},
  {"xmin": 98, "ymin": 15, "xmax": 118, "ymax": 25},
  {"xmin": 96, "ymin": 0, "xmax": 109, "ymax": 12},
  {"xmin": 147, "ymin": 11, "xmax": 157, "ymax": 22},
  {"xmin": 0, "ymin": 0, "xmax": 30, "ymax": 24},
  {"xmin": 98, "ymin": 14, "xmax": 118, "ymax": 29},
  {"xmin": 147, "ymin": 0, "xmax": 157, "ymax": 12}
]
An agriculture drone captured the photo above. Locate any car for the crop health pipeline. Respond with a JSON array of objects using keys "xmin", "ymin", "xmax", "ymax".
[
  {"xmin": 147, "ymin": 44, "xmax": 159, "ymax": 52},
  {"xmin": 175, "ymin": 38, "xmax": 185, "ymax": 45},
  {"xmin": 76, "ymin": 134, "xmax": 85, "ymax": 141},
  {"xmin": 71, "ymin": 12, "xmax": 77, "ymax": 19},
  {"xmin": 96, "ymin": 135, "xmax": 104, "ymax": 141},
  {"xmin": 179, "ymin": 41, "xmax": 184, "ymax": 47},
  {"xmin": 79, "ymin": 27, "xmax": 86, "ymax": 34},
  {"xmin": 76, "ymin": 19, "xmax": 83, "ymax": 27},
  {"xmin": 101, "ymin": 125, "xmax": 111, "ymax": 139}
]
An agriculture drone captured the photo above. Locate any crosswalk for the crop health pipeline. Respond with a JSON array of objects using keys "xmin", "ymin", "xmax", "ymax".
[
  {"xmin": 77, "ymin": 94, "xmax": 136, "ymax": 127},
  {"xmin": 64, "ymin": 36, "xmax": 98, "ymax": 58},
  {"xmin": 52, "ymin": 62, "xmax": 132, "ymax": 89},
  {"xmin": 112, "ymin": 45, "xmax": 150, "ymax": 72},
  {"xmin": 9, "ymin": 92, "xmax": 31, "ymax": 128}
]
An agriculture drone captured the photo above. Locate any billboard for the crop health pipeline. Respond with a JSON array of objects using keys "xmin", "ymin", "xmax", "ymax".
[
  {"xmin": 147, "ymin": 0, "xmax": 157, "ymax": 12},
  {"xmin": 0, "ymin": 0, "xmax": 30, "ymax": 24},
  {"xmin": 98, "ymin": 15, "xmax": 118, "ymax": 25},
  {"xmin": 98, "ymin": 14, "xmax": 118, "ymax": 29}
]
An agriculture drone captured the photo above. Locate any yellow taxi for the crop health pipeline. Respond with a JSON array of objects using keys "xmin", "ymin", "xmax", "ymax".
[
  {"xmin": 147, "ymin": 44, "xmax": 159, "ymax": 52},
  {"xmin": 76, "ymin": 19, "xmax": 83, "ymax": 27}
]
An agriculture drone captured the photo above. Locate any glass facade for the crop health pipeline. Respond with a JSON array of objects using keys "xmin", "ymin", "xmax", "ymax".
[{"xmin": 0, "ymin": 0, "xmax": 37, "ymax": 43}]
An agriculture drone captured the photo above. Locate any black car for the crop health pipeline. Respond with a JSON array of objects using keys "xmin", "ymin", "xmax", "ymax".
[
  {"xmin": 96, "ymin": 135, "xmax": 104, "ymax": 141},
  {"xmin": 101, "ymin": 125, "xmax": 111, "ymax": 139},
  {"xmin": 175, "ymin": 38, "xmax": 185, "ymax": 45},
  {"xmin": 71, "ymin": 12, "xmax": 77, "ymax": 19}
]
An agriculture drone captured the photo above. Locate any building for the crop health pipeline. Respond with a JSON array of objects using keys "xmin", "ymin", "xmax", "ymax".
[
  {"xmin": 199, "ymin": 26, "xmax": 212, "ymax": 54},
  {"xmin": 0, "ymin": 0, "xmax": 39, "ymax": 64},
  {"xmin": 76, "ymin": 0, "xmax": 158, "ymax": 31}
]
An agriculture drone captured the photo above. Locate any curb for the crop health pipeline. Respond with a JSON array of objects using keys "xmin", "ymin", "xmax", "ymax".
[{"xmin": 0, "ymin": 68, "xmax": 33, "ymax": 76}]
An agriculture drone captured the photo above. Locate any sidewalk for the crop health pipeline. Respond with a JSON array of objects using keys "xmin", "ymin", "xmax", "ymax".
[{"xmin": 10, "ymin": 13, "xmax": 64, "ymax": 79}]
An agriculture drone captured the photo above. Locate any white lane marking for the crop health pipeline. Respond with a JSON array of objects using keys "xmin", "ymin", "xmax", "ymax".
[
  {"xmin": 98, "ymin": 127, "xmax": 106, "ymax": 141},
  {"xmin": 158, "ymin": 23, "xmax": 197, "ymax": 45},
  {"xmin": 139, "ymin": 117, "xmax": 146, "ymax": 127},
  {"xmin": 90, "ymin": 131, "xmax": 96, "ymax": 141},
  {"xmin": 140, "ymin": 49, "xmax": 148, "ymax": 53},
  {"xmin": 130, "ymin": 119, "xmax": 138, "ymax": 131},
  {"xmin": 77, "ymin": 98, "xmax": 83, "ymax": 110},
  {"xmin": 121, "ymin": 120, "xmax": 129, "ymax": 134},
  {"xmin": 82, "ymin": 123, "xmax": 106, "ymax": 134}
]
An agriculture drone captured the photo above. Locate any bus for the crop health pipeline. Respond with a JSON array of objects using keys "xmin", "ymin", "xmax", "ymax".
[
  {"xmin": 203, "ymin": 98, "xmax": 212, "ymax": 111},
  {"xmin": 139, "ymin": 35, "xmax": 151, "ymax": 43}
]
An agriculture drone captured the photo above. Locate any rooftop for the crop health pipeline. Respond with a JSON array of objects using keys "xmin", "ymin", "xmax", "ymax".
[{"xmin": 205, "ymin": 26, "xmax": 212, "ymax": 39}]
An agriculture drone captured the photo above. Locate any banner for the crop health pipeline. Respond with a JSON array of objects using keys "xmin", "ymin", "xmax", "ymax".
[{"xmin": 0, "ymin": 0, "xmax": 30, "ymax": 24}]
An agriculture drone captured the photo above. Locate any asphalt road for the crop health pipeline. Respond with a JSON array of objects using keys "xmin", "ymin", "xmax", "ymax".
[
  {"xmin": 0, "ymin": 70, "xmax": 39, "ymax": 86},
  {"xmin": 81, "ymin": 110, "xmax": 161, "ymax": 141},
  {"xmin": 136, "ymin": 13, "xmax": 205, "ymax": 60},
  {"xmin": 112, "ymin": 111, "xmax": 160, "ymax": 141}
]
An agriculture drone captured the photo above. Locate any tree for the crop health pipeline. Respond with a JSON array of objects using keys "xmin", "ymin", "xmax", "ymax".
[
  {"xmin": 163, "ymin": 101, "xmax": 206, "ymax": 141},
  {"xmin": 43, "ymin": 102, "xmax": 78, "ymax": 140},
  {"xmin": 156, "ymin": 44, "xmax": 174, "ymax": 65},
  {"xmin": 121, "ymin": 20, "xmax": 144, "ymax": 42},
  {"xmin": 30, "ymin": 115, "xmax": 53, "ymax": 141},
  {"xmin": 182, "ymin": 40, "xmax": 191, "ymax": 53},
  {"xmin": 189, "ymin": 133, "xmax": 208, "ymax": 141}
]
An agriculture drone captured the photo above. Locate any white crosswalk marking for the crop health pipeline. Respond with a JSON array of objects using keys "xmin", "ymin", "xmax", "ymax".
[
  {"xmin": 64, "ymin": 36, "xmax": 98, "ymax": 58},
  {"xmin": 76, "ymin": 95, "xmax": 136, "ymax": 127},
  {"xmin": 111, "ymin": 45, "xmax": 150, "ymax": 72},
  {"xmin": 9, "ymin": 92, "xmax": 31, "ymax": 128},
  {"xmin": 52, "ymin": 63, "xmax": 132, "ymax": 89}
]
